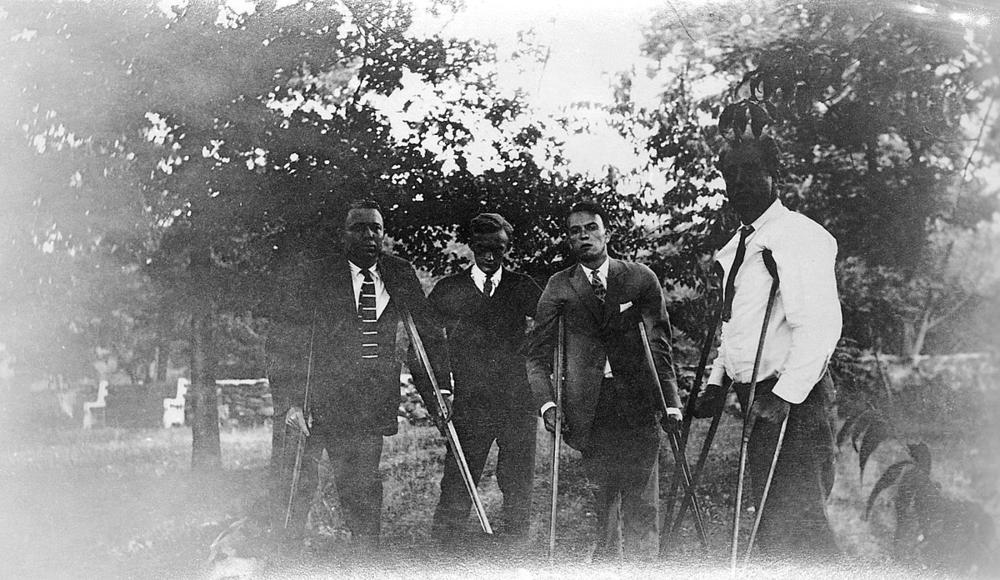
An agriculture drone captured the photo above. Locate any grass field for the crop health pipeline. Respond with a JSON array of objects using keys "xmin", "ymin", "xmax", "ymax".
[{"xmin": 1, "ymin": 412, "xmax": 997, "ymax": 579}]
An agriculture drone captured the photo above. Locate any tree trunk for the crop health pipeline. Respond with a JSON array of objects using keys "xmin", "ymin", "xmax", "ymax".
[
  {"xmin": 190, "ymin": 309, "xmax": 221, "ymax": 471},
  {"xmin": 154, "ymin": 345, "xmax": 168, "ymax": 382}
]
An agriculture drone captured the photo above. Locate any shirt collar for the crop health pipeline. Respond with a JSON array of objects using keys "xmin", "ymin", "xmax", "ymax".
[
  {"xmin": 470, "ymin": 264, "xmax": 502, "ymax": 286},
  {"xmin": 349, "ymin": 260, "xmax": 379, "ymax": 279},
  {"xmin": 580, "ymin": 258, "xmax": 610, "ymax": 283},
  {"xmin": 746, "ymin": 198, "xmax": 788, "ymax": 232}
]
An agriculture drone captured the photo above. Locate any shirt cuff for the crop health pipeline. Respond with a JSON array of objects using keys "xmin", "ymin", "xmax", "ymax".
[
  {"xmin": 540, "ymin": 401, "xmax": 556, "ymax": 416},
  {"xmin": 665, "ymin": 407, "xmax": 682, "ymax": 419},
  {"xmin": 708, "ymin": 364, "xmax": 726, "ymax": 388},
  {"xmin": 771, "ymin": 378, "xmax": 805, "ymax": 405}
]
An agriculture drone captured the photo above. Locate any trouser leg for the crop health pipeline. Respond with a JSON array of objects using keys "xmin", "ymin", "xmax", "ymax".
[
  {"xmin": 583, "ymin": 423, "xmax": 660, "ymax": 562},
  {"xmin": 495, "ymin": 410, "xmax": 537, "ymax": 535},
  {"xmin": 327, "ymin": 432, "xmax": 385, "ymax": 546},
  {"xmin": 431, "ymin": 406, "xmax": 493, "ymax": 539},
  {"xmin": 619, "ymin": 433, "xmax": 660, "ymax": 560},
  {"xmin": 737, "ymin": 375, "xmax": 838, "ymax": 560}
]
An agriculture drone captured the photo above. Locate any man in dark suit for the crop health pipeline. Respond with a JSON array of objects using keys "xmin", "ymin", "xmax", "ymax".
[
  {"xmin": 429, "ymin": 213, "xmax": 542, "ymax": 544},
  {"xmin": 266, "ymin": 199, "xmax": 449, "ymax": 551},
  {"xmin": 526, "ymin": 200, "xmax": 682, "ymax": 561}
]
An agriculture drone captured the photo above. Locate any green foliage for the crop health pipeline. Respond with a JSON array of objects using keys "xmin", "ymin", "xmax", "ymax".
[
  {"xmin": 618, "ymin": 0, "xmax": 1000, "ymax": 353},
  {"xmin": 833, "ymin": 345, "xmax": 998, "ymax": 573},
  {"xmin": 0, "ymin": 0, "xmax": 606, "ymax": 390}
]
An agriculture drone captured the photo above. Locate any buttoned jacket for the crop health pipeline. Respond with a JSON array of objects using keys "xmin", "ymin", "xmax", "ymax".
[
  {"xmin": 263, "ymin": 253, "xmax": 449, "ymax": 436},
  {"xmin": 526, "ymin": 258, "xmax": 679, "ymax": 451}
]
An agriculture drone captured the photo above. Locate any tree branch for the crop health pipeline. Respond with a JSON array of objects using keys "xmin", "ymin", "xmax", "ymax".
[
  {"xmin": 665, "ymin": 0, "xmax": 695, "ymax": 42},
  {"xmin": 927, "ymin": 294, "xmax": 973, "ymax": 331},
  {"xmin": 961, "ymin": 93, "xmax": 996, "ymax": 183}
]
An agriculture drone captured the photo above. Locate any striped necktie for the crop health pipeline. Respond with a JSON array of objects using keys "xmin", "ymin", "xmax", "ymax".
[
  {"xmin": 359, "ymin": 269, "xmax": 379, "ymax": 359},
  {"xmin": 722, "ymin": 225, "xmax": 754, "ymax": 322},
  {"xmin": 590, "ymin": 269, "xmax": 606, "ymax": 303},
  {"xmin": 483, "ymin": 276, "xmax": 494, "ymax": 297}
]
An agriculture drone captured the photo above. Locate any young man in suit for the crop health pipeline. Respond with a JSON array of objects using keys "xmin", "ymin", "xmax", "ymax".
[
  {"xmin": 693, "ymin": 134, "xmax": 842, "ymax": 560},
  {"xmin": 526, "ymin": 200, "xmax": 682, "ymax": 561},
  {"xmin": 266, "ymin": 199, "xmax": 450, "ymax": 552},
  {"xmin": 429, "ymin": 213, "xmax": 542, "ymax": 544}
]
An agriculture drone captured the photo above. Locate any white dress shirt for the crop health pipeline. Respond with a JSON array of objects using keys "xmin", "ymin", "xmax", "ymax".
[
  {"xmin": 469, "ymin": 264, "xmax": 502, "ymax": 296},
  {"xmin": 708, "ymin": 199, "xmax": 842, "ymax": 404},
  {"xmin": 349, "ymin": 261, "xmax": 390, "ymax": 320}
]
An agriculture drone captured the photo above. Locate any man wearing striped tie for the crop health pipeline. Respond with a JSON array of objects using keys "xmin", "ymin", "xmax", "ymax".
[
  {"xmin": 526, "ymin": 200, "xmax": 682, "ymax": 562},
  {"xmin": 268, "ymin": 199, "xmax": 450, "ymax": 552}
]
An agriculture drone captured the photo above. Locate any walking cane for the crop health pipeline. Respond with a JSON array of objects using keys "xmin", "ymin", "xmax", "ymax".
[
  {"xmin": 730, "ymin": 248, "xmax": 780, "ymax": 575},
  {"xmin": 742, "ymin": 250, "xmax": 789, "ymax": 566},
  {"xmin": 548, "ymin": 315, "xmax": 565, "ymax": 564},
  {"xmin": 636, "ymin": 321, "xmax": 708, "ymax": 549},
  {"xmin": 284, "ymin": 315, "xmax": 317, "ymax": 529},
  {"xmin": 402, "ymin": 310, "xmax": 493, "ymax": 535},
  {"xmin": 661, "ymin": 262, "xmax": 724, "ymax": 550}
]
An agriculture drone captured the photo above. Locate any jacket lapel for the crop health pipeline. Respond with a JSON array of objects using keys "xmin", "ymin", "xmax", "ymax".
[
  {"xmin": 604, "ymin": 259, "xmax": 626, "ymax": 307},
  {"xmin": 569, "ymin": 264, "xmax": 604, "ymax": 324}
]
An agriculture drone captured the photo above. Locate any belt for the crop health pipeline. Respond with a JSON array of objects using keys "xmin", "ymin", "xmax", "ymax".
[{"xmin": 731, "ymin": 375, "xmax": 778, "ymax": 392}]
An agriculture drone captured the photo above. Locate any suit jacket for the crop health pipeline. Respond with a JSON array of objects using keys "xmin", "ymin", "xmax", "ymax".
[
  {"xmin": 262, "ymin": 253, "xmax": 449, "ymax": 436},
  {"xmin": 428, "ymin": 267, "xmax": 542, "ymax": 414},
  {"xmin": 526, "ymin": 258, "xmax": 679, "ymax": 451}
]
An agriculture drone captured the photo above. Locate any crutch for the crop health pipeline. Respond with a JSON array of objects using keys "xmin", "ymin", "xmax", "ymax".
[
  {"xmin": 403, "ymin": 310, "xmax": 493, "ymax": 534},
  {"xmin": 636, "ymin": 320, "xmax": 708, "ymax": 549},
  {"xmin": 284, "ymin": 316, "xmax": 317, "ymax": 529},
  {"xmin": 730, "ymin": 248, "xmax": 780, "ymax": 575},
  {"xmin": 669, "ymin": 389, "xmax": 727, "ymax": 541},
  {"xmin": 548, "ymin": 315, "xmax": 565, "ymax": 564},
  {"xmin": 742, "ymin": 250, "xmax": 790, "ymax": 566},
  {"xmin": 661, "ymin": 262, "xmax": 724, "ymax": 550}
]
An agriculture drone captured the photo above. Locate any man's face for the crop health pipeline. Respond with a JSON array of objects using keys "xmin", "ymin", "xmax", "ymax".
[
  {"xmin": 470, "ymin": 229, "xmax": 509, "ymax": 275},
  {"xmin": 567, "ymin": 211, "xmax": 609, "ymax": 267},
  {"xmin": 720, "ymin": 141, "xmax": 776, "ymax": 225},
  {"xmin": 343, "ymin": 208, "xmax": 384, "ymax": 268}
]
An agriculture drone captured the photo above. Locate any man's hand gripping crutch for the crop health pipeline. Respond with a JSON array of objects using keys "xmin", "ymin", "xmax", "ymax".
[
  {"xmin": 546, "ymin": 315, "xmax": 566, "ymax": 564},
  {"xmin": 282, "ymin": 315, "xmax": 317, "ymax": 530},
  {"xmin": 635, "ymin": 319, "xmax": 708, "ymax": 549}
]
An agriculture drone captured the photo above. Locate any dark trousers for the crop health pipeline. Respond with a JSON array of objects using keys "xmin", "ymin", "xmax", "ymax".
[
  {"xmin": 734, "ymin": 374, "xmax": 839, "ymax": 561},
  {"xmin": 432, "ymin": 402, "xmax": 537, "ymax": 537},
  {"xmin": 582, "ymin": 378, "xmax": 660, "ymax": 561},
  {"xmin": 280, "ymin": 425, "xmax": 385, "ymax": 545}
]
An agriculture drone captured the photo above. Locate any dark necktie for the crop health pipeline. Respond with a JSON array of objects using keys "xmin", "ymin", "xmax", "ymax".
[
  {"xmin": 590, "ymin": 269, "xmax": 606, "ymax": 304},
  {"xmin": 359, "ymin": 269, "xmax": 378, "ymax": 359},
  {"xmin": 722, "ymin": 225, "xmax": 754, "ymax": 322},
  {"xmin": 483, "ymin": 276, "xmax": 494, "ymax": 298}
]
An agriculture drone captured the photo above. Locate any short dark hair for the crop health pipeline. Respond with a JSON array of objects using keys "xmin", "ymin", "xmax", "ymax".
[
  {"xmin": 469, "ymin": 212, "xmax": 513, "ymax": 237},
  {"xmin": 566, "ymin": 200, "xmax": 609, "ymax": 229},
  {"xmin": 717, "ymin": 136, "xmax": 782, "ymax": 180},
  {"xmin": 344, "ymin": 199, "xmax": 383, "ymax": 225},
  {"xmin": 347, "ymin": 198, "xmax": 382, "ymax": 214}
]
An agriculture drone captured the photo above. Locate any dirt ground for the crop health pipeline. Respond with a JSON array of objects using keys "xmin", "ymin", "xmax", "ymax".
[{"xmin": 1, "ymin": 414, "xmax": 997, "ymax": 579}]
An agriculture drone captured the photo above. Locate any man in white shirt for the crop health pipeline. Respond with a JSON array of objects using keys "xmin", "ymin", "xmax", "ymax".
[
  {"xmin": 527, "ymin": 200, "xmax": 682, "ymax": 561},
  {"xmin": 694, "ymin": 136, "xmax": 841, "ymax": 559}
]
